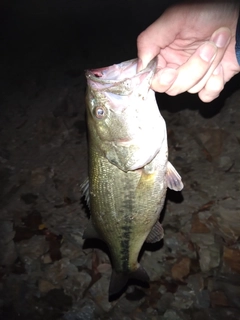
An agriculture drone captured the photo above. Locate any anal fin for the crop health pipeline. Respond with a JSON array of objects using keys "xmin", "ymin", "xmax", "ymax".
[{"xmin": 146, "ymin": 221, "xmax": 164, "ymax": 243}]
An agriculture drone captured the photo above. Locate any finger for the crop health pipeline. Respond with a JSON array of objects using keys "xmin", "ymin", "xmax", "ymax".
[
  {"xmin": 188, "ymin": 27, "xmax": 231, "ymax": 93},
  {"xmin": 198, "ymin": 64, "xmax": 224, "ymax": 102},
  {"xmin": 137, "ymin": 15, "xmax": 177, "ymax": 71},
  {"xmin": 137, "ymin": 36, "xmax": 160, "ymax": 72},
  {"xmin": 163, "ymin": 27, "xmax": 231, "ymax": 96},
  {"xmin": 151, "ymin": 68, "xmax": 178, "ymax": 92},
  {"xmin": 163, "ymin": 42, "xmax": 218, "ymax": 96}
]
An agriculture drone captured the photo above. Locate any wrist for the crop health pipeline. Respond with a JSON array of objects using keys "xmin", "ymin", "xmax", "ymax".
[{"xmin": 235, "ymin": 8, "xmax": 240, "ymax": 64}]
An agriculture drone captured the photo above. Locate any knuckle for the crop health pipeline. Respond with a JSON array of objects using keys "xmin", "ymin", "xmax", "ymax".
[
  {"xmin": 137, "ymin": 32, "xmax": 146, "ymax": 45},
  {"xmin": 206, "ymin": 78, "xmax": 224, "ymax": 93},
  {"xmin": 199, "ymin": 90, "xmax": 219, "ymax": 103},
  {"xmin": 166, "ymin": 88, "xmax": 179, "ymax": 96}
]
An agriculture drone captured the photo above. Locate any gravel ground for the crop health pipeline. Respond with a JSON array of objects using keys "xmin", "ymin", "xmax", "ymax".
[{"xmin": 1, "ymin": 1, "xmax": 240, "ymax": 319}]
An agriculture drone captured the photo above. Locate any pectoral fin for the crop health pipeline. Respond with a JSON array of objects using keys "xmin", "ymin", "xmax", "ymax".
[
  {"xmin": 80, "ymin": 177, "xmax": 90, "ymax": 207},
  {"xmin": 166, "ymin": 161, "xmax": 184, "ymax": 191},
  {"xmin": 145, "ymin": 221, "xmax": 164, "ymax": 243}
]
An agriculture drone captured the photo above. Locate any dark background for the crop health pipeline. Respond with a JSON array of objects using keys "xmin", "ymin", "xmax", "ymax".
[{"xmin": 1, "ymin": 0, "xmax": 239, "ymax": 118}]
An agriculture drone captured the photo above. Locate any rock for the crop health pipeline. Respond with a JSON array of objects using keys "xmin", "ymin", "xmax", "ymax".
[
  {"xmin": 194, "ymin": 290, "xmax": 210, "ymax": 309},
  {"xmin": 190, "ymin": 234, "xmax": 220, "ymax": 272},
  {"xmin": 16, "ymin": 235, "xmax": 49, "ymax": 263},
  {"xmin": 197, "ymin": 128, "xmax": 227, "ymax": 159},
  {"xmin": 158, "ymin": 285, "xmax": 167, "ymax": 294},
  {"xmin": 162, "ymin": 309, "xmax": 190, "ymax": 320},
  {"xmin": 0, "ymin": 240, "xmax": 17, "ymax": 266},
  {"xmin": 205, "ymin": 199, "xmax": 240, "ymax": 242},
  {"xmin": 204, "ymin": 308, "xmax": 240, "ymax": 320},
  {"xmin": 88, "ymin": 276, "xmax": 115, "ymax": 312},
  {"xmin": 45, "ymin": 258, "xmax": 78, "ymax": 285},
  {"xmin": 171, "ymin": 257, "xmax": 191, "ymax": 281},
  {"xmin": 0, "ymin": 221, "xmax": 17, "ymax": 265},
  {"xmin": 191, "ymin": 213, "xmax": 210, "ymax": 233},
  {"xmin": 96, "ymin": 263, "xmax": 112, "ymax": 278},
  {"xmin": 62, "ymin": 299, "xmax": 101, "ymax": 320},
  {"xmin": 164, "ymin": 232, "xmax": 196, "ymax": 259},
  {"xmin": 217, "ymin": 155, "xmax": 233, "ymax": 171},
  {"xmin": 199, "ymin": 246, "xmax": 220, "ymax": 272},
  {"xmin": 30, "ymin": 167, "xmax": 48, "ymax": 186},
  {"xmin": 210, "ymin": 291, "xmax": 230, "ymax": 307},
  {"xmin": 62, "ymin": 271, "xmax": 92, "ymax": 300},
  {"xmin": 37, "ymin": 288, "xmax": 73, "ymax": 315},
  {"xmin": 0, "ymin": 220, "xmax": 15, "ymax": 243},
  {"xmin": 186, "ymin": 274, "xmax": 210, "ymax": 308},
  {"xmin": 108, "ymin": 291, "xmax": 145, "ymax": 318},
  {"xmin": 171, "ymin": 285, "xmax": 195, "ymax": 309},
  {"xmin": 141, "ymin": 250, "xmax": 165, "ymax": 281},
  {"xmin": 223, "ymin": 246, "xmax": 240, "ymax": 273},
  {"xmin": 187, "ymin": 274, "xmax": 204, "ymax": 292},
  {"xmin": 60, "ymin": 240, "xmax": 83, "ymax": 260},
  {"xmin": 38, "ymin": 279, "xmax": 60, "ymax": 293},
  {"xmin": 208, "ymin": 276, "xmax": 240, "ymax": 308},
  {"xmin": 156, "ymin": 292, "xmax": 175, "ymax": 314},
  {"xmin": 20, "ymin": 193, "xmax": 38, "ymax": 205},
  {"xmin": 41, "ymin": 253, "xmax": 53, "ymax": 264}
]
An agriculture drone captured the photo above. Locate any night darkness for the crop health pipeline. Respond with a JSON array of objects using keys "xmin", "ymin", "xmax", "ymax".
[{"xmin": 1, "ymin": 1, "xmax": 240, "ymax": 319}]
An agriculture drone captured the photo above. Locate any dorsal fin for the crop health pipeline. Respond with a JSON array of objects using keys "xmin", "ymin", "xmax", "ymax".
[{"xmin": 80, "ymin": 177, "xmax": 90, "ymax": 207}]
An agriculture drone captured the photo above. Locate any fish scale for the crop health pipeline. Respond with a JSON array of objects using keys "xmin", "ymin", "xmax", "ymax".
[{"xmin": 82, "ymin": 58, "xmax": 184, "ymax": 297}]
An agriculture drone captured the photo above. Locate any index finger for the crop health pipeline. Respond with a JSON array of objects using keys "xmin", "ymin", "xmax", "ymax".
[
  {"xmin": 137, "ymin": 13, "xmax": 178, "ymax": 71},
  {"xmin": 137, "ymin": 32, "xmax": 161, "ymax": 72}
]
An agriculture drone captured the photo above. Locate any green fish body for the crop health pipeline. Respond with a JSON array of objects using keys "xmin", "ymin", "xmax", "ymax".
[{"xmin": 82, "ymin": 58, "xmax": 183, "ymax": 296}]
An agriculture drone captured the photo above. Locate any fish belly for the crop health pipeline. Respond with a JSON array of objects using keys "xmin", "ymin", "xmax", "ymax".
[{"xmin": 89, "ymin": 147, "xmax": 167, "ymax": 273}]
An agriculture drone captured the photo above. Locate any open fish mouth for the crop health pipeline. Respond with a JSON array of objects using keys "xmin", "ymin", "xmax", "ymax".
[
  {"xmin": 86, "ymin": 59, "xmax": 138, "ymax": 82},
  {"xmin": 85, "ymin": 58, "xmax": 157, "ymax": 92}
]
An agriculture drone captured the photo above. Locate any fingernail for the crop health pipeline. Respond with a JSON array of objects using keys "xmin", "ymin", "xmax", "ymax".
[
  {"xmin": 199, "ymin": 43, "xmax": 217, "ymax": 63},
  {"xmin": 158, "ymin": 68, "xmax": 176, "ymax": 85},
  {"xmin": 212, "ymin": 32, "xmax": 230, "ymax": 48},
  {"xmin": 140, "ymin": 57, "xmax": 150, "ymax": 71}
]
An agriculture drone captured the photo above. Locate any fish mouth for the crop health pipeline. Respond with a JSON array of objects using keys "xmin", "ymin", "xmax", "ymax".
[
  {"xmin": 86, "ymin": 59, "xmax": 138, "ymax": 82},
  {"xmin": 85, "ymin": 58, "xmax": 157, "ymax": 85},
  {"xmin": 86, "ymin": 59, "xmax": 137, "ymax": 83}
]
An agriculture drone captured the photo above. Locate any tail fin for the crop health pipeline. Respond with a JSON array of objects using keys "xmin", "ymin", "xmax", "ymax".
[{"xmin": 109, "ymin": 265, "xmax": 149, "ymax": 296}]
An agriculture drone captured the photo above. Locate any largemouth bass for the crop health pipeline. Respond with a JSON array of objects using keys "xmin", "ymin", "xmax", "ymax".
[{"xmin": 81, "ymin": 58, "xmax": 183, "ymax": 297}]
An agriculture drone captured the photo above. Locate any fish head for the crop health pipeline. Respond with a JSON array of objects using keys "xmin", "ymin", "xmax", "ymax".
[{"xmin": 85, "ymin": 58, "xmax": 167, "ymax": 172}]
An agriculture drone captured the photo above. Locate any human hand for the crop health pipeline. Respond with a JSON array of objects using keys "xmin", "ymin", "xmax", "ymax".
[{"xmin": 137, "ymin": 1, "xmax": 240, "ymax": 102}]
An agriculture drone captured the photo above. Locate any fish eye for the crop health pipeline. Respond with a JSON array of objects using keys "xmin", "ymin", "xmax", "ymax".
[{"xmin": 93, "ymin": 106, "xmax": 107, "ymax": 119}]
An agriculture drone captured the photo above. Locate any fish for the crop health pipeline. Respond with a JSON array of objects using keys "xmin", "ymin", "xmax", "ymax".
[{"xmin": 81, "ymin": 58, "xmax": 183, "ymax": 297}]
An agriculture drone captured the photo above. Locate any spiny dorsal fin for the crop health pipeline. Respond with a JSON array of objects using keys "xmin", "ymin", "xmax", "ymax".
[
  {"xmin": 80, "ymin": 177, "xmax": 90, "ymax": 207},
  {"xmin": 166, "ymin": 161, "xmax": 184, "ymax": 191},
  {"xmin": 145, "ymin": 221, "xmax": 164, "ymax": 243}
]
